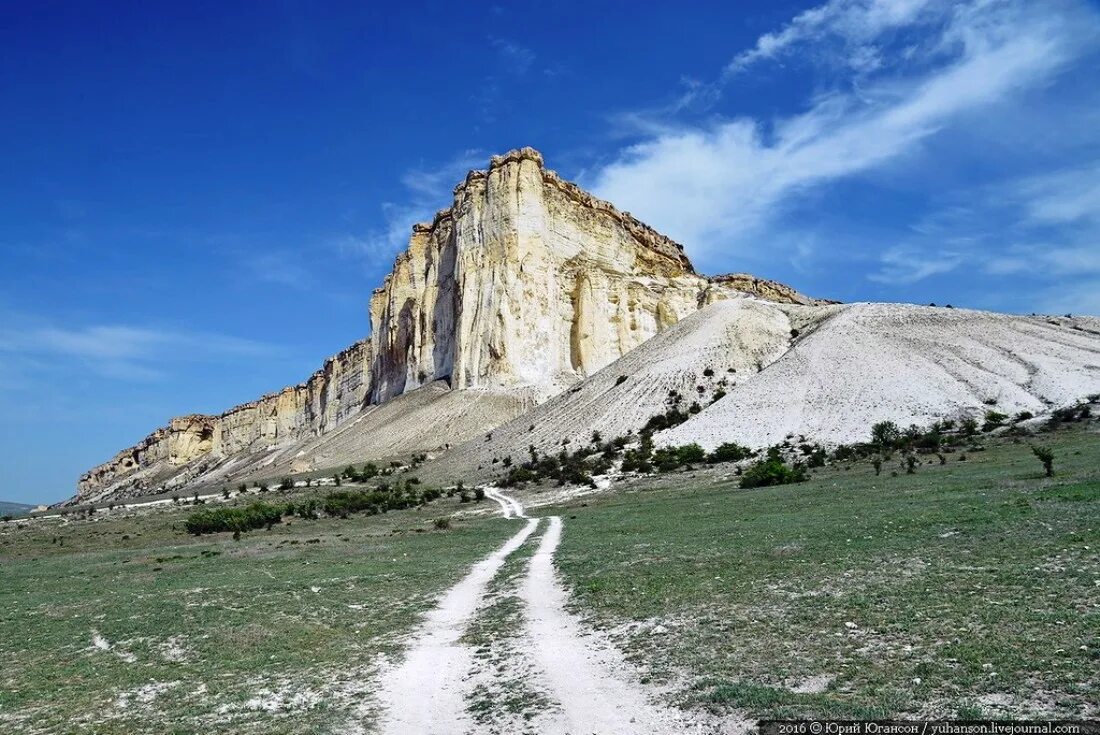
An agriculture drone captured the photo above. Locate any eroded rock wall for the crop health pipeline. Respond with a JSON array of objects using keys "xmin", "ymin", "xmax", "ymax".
[
  {"xmin": 367, "ymin": 147, "xmax": 741, "ymax": 403},
  {"xmin": 76, "ymin": 339, "xmax": 373, "ymax": 499}
]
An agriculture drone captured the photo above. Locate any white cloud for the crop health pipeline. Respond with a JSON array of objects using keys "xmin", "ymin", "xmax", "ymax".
[
  {"xmin": 1013, "ymin": 165, "xmax": 1100, "ymax": 225},
  {"xmin": 338, "ymin": 150, "xmax": 486, "ymax": 269},
  {"xmin": 869, "ymin": 245, "xmax": 963, "ymax": 283},
  {"xmin": 726, "ymin": 0, "xmax": 942, "ymax": 75},
  {"xmin": 491, "ymin": 38, "xmax": 536, "ymax": 75},
  {"xmin": 0, "ymin": 320, "xmax": 272, "ymax": 381},
  {"xmin": 1035, "ymin": 279, "xmax": 1100, "ymax": 315},
  {"xmin": 587, "ymin": 0, "xmax": 1098, "ymax": 268}
]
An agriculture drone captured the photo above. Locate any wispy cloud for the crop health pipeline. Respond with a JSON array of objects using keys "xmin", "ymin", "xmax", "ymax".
[
  {"xmin": 0, "ymin": 318, "xmax": 273, "ymax": 381},
  {"xmin": 245, "ymin": 251, "xmax": 316, "ymax": 290},
  {"xmin": 726, "ymin": 0, "xmax": 941, "ymax": 76},
  {"xmin": 586, "ymin": 0, "xmax": 1100, "ymax": 276},
  {"xmin": 868, "ymin": 245, "xmax": 964, "ymax": 284},
  {"xmin": 334, "ymin": 150, "xmax": 486, "ymax": 269},
  {"xmin": 866, "ymin": 158, "xmax": 1100, "ymax": 296},
  {"xmin": 491, "ymin": 37, "xmax": 536, "ymax": 75},
  {"xmin": 1012, "ymin": 164, "xmax": 1100, "ymax": 226}
]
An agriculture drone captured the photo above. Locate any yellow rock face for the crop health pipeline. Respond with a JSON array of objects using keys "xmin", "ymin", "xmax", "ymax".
[{"xmin": 368, "ymin": 147, "xmax": 739, "ymax": 403}]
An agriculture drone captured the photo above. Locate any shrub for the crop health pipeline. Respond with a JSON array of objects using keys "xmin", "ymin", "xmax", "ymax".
[
  {"xmin": 185, "ymin": 502, "xmax": 285, "ymax": 536},
  {"xmin": 872, "ymin": 457, "xmax": 882, "ymax": 476},
  {"xmin": 1014, "ymin": 411, "xmax": 1034, "ymax": 422},
  {"xmin": 740, "ymin": 453, "xmax": 808, "ymax": 489},
  {"xmin": 905, "ymin": 455, "xmax": 917, "ymax": 474},
  {"xmin": 806, "ymin": 447, "xmax": 827, "ymax": 468},
  {"xmin": 615, "ymin": 375, "xmax": 628, "ymax": 386},
  {"xmin": 1031, "ymin": 445, "xmax": 1054, "ymax": 477},
  {"xmin": 279, "ymin": 477, "xmax": 294, "ymax": 490},
  {"xmin": 652, "ymin": 443, "xmax": 706, "ymax": 472},
  {"xmin": 474, "ymin": 487, "xmax": 486, "ymax": 502},
  {"xmin": 961, "ymin": 416, "xmax": 979, "ymax": 436},
  {"xmin": 707, "ymin": 442, "xmax": 751, "ymax": 464},
  {"xmin": 433, "ymin": 518, "xmax": 451, "ymax": 530},
  {"xmin": 982, "ymin": 411, "xmax": 1008, "ymax": 432},
  {"xmin": 870, "ymin": 421, "xmax": 901, "ymax": 448},
  {"xmin": 501, "ymin": 467, "xmax": 537, "ymax": 487}
]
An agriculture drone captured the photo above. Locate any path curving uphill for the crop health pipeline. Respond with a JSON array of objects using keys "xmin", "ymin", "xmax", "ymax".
[
  {"xmin": 374, "ymin": 514, "xmax": 538, "ymax": 734},
  {"xmin": 374, "ymin": 488, "xmax": 703, "ymax": 734}
]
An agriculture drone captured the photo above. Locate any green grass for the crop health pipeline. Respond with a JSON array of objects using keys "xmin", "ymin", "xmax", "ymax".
[
  {"xmin": 2, "ymin": 423, "xmax": 1097, "ymax": 730},
  {"xmin": 0, "ymin": 495, "xmax": 511, "ymax": 734},
  {"xmin": 553, "ymin": 424, "xmax": 1100, "ymax": 719}
]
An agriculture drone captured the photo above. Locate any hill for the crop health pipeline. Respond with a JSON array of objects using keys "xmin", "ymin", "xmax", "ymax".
[
  {"xmin": 0, "ymin": 501, "xmax": 34, "ymax": 517},
  {"xmin": 415, "ymin": 300, "xmax": 1100, "ymax": 485}
]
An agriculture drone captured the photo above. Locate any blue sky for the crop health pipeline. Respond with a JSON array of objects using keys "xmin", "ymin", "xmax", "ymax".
[{"xmin": 2, "ymin": 0, "xmax": 1099, "ymax": 504}]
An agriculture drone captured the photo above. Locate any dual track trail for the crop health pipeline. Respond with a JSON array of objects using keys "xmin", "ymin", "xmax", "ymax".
[
  {"xmin": 374, "ymin": 513, "xmax": 537, "ymax": 734},
  {"xmin": 374, "ymin": 489, "xmax": 691, "ymax": 734}
]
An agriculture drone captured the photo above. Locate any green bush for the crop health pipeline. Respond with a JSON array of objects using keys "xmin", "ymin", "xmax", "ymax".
[
  {"xmin": 1031, "ymin": 445, "xmax": 1054, "ymax": 477},
  {"xmin": 185, "ymin": 502, "xmax": 285, "ymax": 536},
  {"xmin": 982, "ymin": 410, "xmax": 1008, "ymax": 432},
  {"xmin": 739, "ymin": 450, "xmax": 808, "ymax": 489},
  {"xmin": 870, "ymin": 421, "xmax": 901, "ymax": 448},
  {"xmin": 652, "ymin": 443, "xmax": 706, "ymax": 472},
  {"xmin": 706, "ymin": 442, "xmax": 751, "ymax": 464}
]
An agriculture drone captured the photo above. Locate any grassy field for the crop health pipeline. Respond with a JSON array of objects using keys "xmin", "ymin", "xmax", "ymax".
[
  {"xmin": 554, "ymin": 422, "xmax": 1100, "ymax": 719},
  {"xmin": 2, "ymin": 420, "xmax": 1097, "ymax": 732},
  {"xmin": 0, "ymin": 494, "xmax": 512, "ymax": 734}
]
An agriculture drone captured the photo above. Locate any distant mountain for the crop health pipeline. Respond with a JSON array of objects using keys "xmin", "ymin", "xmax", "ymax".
[{"xmin": 0, "ymin": 501, "xmax": 34, "ymax": 517}]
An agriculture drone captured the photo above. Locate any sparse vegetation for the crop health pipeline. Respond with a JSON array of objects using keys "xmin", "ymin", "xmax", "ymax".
[
  {"xmin": 739, "ymin": 448, "xmax": 808, "ymax": 489},
  {"xmin": 1031, "ymin": 445, "xmax": 1054, "ymax": 477}
]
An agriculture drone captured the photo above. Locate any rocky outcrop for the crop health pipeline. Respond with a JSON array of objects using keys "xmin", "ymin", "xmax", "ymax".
[
  {"xmin": 367, "ymin": 147, "xmax": 792, "ymax": 403},
  {"xmin": 75, "ymin": 147, "xmax": 819, "ymax": 503},
  {"xmin": 76, "ymin": 339, "xmax": 373, "ymax": 500}
]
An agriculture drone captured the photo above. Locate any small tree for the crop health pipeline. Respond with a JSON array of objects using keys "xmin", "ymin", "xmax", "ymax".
[
  {"xmin": 1031, "ymin": 445, "xmax": 1054, "ymax": 477},
  {"xmin": 872, "ymin": 457, "xmax": 883, "ymax": 476},
  {"xmin": 905, "ymin": 455, "xmax": 917, "ymax": 474},
  {"xmin": 871, "ymin": 421, "xmax": 901, "ymax": 449}
]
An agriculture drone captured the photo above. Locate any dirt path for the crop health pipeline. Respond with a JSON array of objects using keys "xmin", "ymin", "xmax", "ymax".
[
  {"xmin": 518, "ymin": 512, "xmax": 693, "ymax": 734},
  {"xmin": 375, "ymin": 488, "xmax": 695, "ymax": 734},
  {"xmin": 374, "ymin": 515, "xmax": 539, "ymax": 734},
  {"xmin": 484, "ymin": 486, "xmax": 526, "ymax": 518}
]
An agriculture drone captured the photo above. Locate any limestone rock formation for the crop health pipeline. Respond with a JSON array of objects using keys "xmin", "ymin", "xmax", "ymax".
[
  {"xmin": 75, "ymin": 147, "xmax": 818, "ymax": 503},
  {"xmin": 367, "ymin": 147, "xmax": 743, "ymax": 403}
]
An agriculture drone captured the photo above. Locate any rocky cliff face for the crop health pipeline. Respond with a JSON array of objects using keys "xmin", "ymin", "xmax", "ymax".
[
  {"xmin": 77, "ymin": 339, "xmax": 372, "ymax": 499},
  {"xmin": 368, "ymin": 147, "xmax": 747, "ymax": 403},
  {"xmin": 75, "ymin": 147, "xmax": 817, "ymax": 503}
]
